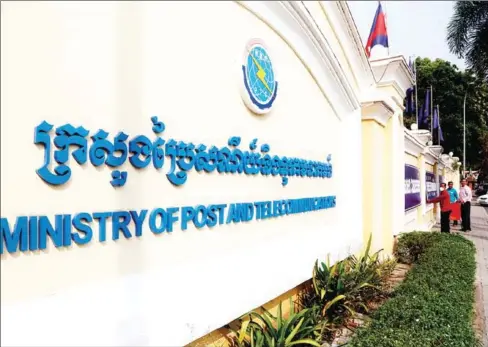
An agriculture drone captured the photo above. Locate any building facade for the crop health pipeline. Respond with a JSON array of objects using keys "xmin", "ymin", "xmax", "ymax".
[{"xmin": 0, "ymin": 2, "xmax": 459, "ymax": 346}]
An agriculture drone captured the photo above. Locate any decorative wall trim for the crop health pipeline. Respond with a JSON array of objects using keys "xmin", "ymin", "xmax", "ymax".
[
  {"xmin": 439, "ymin": 154, "xmax": 451, "ymax": 166},
  {"xmin": 313, "ymin": 2, "xmax": 360, "ymax": 91},
  {"xmin": 335, "ymin": 2, "xmax": 374, "ymax": 83},
  {"xmin": 428, "ymin": 145, "xmax": 444, "ymax": 157},
  {"xmin": 423, "ymin": 148, "xmax": 437, "ymax": 166},
  {"xmin": 409, "ymin": 129, "xmax": 431, "ymax": 146},
  {"xmin": 404, "ymin": 129, "xmax": 425, "ymax": 157},
  {"xmin": 285, "ymin": 1, "xmax": 360, "ymax": 110},
  {"xmin": 361, "ymin": 99, "xmax": 394, "ymax": 127},
  {"xmin": 314, "ymin": 1, "xmax": 376, "ymax": 93},
  {"xmin": 370, "ymin": 56, "xmax": 414, "ymax": 99},
  {"xmin": 390, "ymin": 95, "xmax": 406, "ymax": 111}
]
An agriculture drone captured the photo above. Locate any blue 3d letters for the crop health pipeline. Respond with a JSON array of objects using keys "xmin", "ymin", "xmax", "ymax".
[{"xmin": 34, "ymin": 117, "xmax": 333, "ymax": 188}]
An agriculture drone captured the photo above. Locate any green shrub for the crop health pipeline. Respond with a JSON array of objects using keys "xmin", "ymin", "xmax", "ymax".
[
  {"xmin": 349, "ymin": 233, "xmax": 478, "ymax": 347},
  {"xmin": 394, "ymin": 231, "xmax": 437, "ymax": 264}
]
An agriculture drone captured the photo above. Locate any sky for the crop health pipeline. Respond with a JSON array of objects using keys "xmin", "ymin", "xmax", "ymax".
[{"xmin": 348, "ymin": 1, "xmax": 466, "ymax": 70}]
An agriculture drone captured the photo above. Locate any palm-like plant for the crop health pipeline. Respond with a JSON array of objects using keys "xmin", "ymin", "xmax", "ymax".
[
  {"xmin": 447, "ymin": 1, "xmax": 488, "ymax": 80},
  {"xmin": 227, "ymin": 299, "xmax": 321, "ymax": 347}
]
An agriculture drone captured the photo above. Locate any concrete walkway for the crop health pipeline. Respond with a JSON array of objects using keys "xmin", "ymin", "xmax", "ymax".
[{"xmin": 463, "ymin": 203, "xmax": 488, "ymax": 346}]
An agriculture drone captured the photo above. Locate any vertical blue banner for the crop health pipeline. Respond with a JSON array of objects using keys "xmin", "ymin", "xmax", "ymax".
[
  {"xmin": 405, "ymin": 164, "xmax": 421, "ymax": 211},
  {"xmin": 426, "ymin": 172, "xmax": 437, "ymax": 200}
]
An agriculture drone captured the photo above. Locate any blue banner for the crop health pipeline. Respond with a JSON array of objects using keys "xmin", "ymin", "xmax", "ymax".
[
  {"xmin": 426, "ymin": 172, "xmax": 437, "ymax": 200},
  {"xmin": 405, "ymin": 165, "xmax": 421, "ymax": 211},
  {"xmin": 438, "ymin": 175, "xmax": 445, "ymax": 193}
]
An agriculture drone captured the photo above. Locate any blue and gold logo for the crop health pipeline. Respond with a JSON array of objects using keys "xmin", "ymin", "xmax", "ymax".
[{"xmin": 241, "ymin": 39, "xmax": 278, "ymax": 115}]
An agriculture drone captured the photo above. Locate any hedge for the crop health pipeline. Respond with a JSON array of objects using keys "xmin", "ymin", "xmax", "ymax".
[{"xmin": 349, "ymin": 232, "xmax": 478, "ymax": 347}]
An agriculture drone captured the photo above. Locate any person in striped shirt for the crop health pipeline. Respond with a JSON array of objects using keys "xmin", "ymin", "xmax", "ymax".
[{"xmin": 459, "ymin": 178, "xmax": 472, "ymax": 232}]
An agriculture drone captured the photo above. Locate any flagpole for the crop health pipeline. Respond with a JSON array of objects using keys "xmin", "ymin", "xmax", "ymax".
[
  {"xmin": 463, "ymin": 92, "xmax": 467, "ymax": 174},
  {"xmin": 383, "ymin": 1, "xmax": 390, "ymax": 56},
  {"xmin": 437, "ymin": 105, "xmax": 440, "ymax": 145},
  {"xmin": 430, "ymin": 85, "xmax": 433, "ymax": 140},
  {"xmin": 414, "ymin": 56, "xmax": 418, "ymax": 126}
]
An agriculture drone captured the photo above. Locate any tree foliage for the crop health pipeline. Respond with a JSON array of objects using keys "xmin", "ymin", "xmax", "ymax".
[
  {"xmin": 447, "ymin": 1, "xmax": 488, "ymax": 81},
  {"xmin": 404, "ymin": 58, "xmax": 488, "ymax": 175}
]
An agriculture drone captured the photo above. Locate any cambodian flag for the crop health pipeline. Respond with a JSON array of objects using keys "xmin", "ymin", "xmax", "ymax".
[{"xmin": 365, "ymin": 2, "xmax": 389, "ymax": 58}]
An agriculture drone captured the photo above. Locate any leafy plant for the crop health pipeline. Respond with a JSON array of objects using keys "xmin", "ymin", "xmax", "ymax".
[
  {"xmin": 228, "ymin": 320, "xmax": 251, "ymax": 347},
  {"xmin": 298, "ymin": 235, "xmax": 395, "ymax": 341},
  {"xmin": 349, "ymin": 233, "xmax": 479, "ymax": 347},
  {"xmin": 447, "ymin": 1, "xmax": 488, "ymax": 81},
  {"xmin": 345, "ymin": 237, "xmax": 397, "ymax": 308},
  {"xmin": 230, "ymin": 235, "xmax": 397, "ymax": 346},
  {"xmin": 394, "ymin": 231, "xmax": 437, "ymax": 264},
  {"xmin": 227, "ymin": 299, "xmax": 321, "ymax": 347}
]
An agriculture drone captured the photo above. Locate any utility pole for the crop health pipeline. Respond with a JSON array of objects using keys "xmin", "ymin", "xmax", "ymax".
[
  {"xmin": 414, "ymin": 57, "xmax": 418, "ymax": 126},
  {"xmin": 463, "ymin": 92, "xmax": 467, "ymax": 178}
]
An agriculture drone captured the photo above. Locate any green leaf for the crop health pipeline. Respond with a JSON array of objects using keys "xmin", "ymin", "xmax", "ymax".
[
  {"xmin": 343, "ymin": 303, "xmax": 357, "ymax": 316},
  {"xmin": 312, "ymin": 260, "xmax": 319, "ymax": 295},
  {"xmin": 357, "ymin": 302, "xmax": 369, "ymax": 313},
  {"xmin": 238, "ymin": 320, "xmax": 250, "ymax": 344},
  {"xmin": 364, "ymin": 233, "xmax": 372, "ymax": 259},
  {"xmin": 322, "ymin": 294, "xmax": 346, "ymax": 315},
  {"xmin": 287, "ymin": 338, "xmax": 321, "ymax": 346},
  {"xmin": 337, "ymin": 278, "xmax": 344, "ymax": 293},
  {"xmin": 284, "ymin": 317, "xmax": 304, "ymax": 345},
  {"xmin": 249, "ymin": 312, "xmax": 277, "ymax": 340},
  {"xmin": 277, "ymin": 301, "xmax": 282, "ymax": 332}
]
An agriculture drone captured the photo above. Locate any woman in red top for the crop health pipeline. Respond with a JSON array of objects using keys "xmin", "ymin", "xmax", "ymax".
[{"xmin": 427, "ymin": 182, "xmax": 452, "ymax": 233}]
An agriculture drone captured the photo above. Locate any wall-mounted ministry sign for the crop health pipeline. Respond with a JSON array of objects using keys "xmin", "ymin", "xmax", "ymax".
[
  {"xmin": 0, "ymin": 117, "xmax": 336, "ymax": 255},
  {"xmin": 241, "ymin": 39, "xmax": 278, "ymax": 115},
  {"xmin": 426, "ymin": 171, "xmax": 437, "ymax": 200},
  {"xmin": 405, "ymin": 164, "xmax": 421, "ymax": 211}
]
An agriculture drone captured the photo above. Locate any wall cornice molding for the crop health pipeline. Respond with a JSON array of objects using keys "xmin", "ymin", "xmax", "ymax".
[
  {"xmin": 404, "ymin": 129, "xmax": 425, "ymax": 157},
  {"xmin": 370, "ymin": 56, "xmax": 414, "ymax": 99},
  {"xmin": 361, "ymin": 99, "xmax": 394, "ymax": 127},
  {"xmin": 423, "ymin": 148, "xmax": 437, "ymax": 166}
]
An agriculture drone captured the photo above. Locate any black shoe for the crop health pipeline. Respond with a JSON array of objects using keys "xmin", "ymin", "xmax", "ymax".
[{"xmin": 461, "ymin": 229, "xmax": 467, "ymax": 232}]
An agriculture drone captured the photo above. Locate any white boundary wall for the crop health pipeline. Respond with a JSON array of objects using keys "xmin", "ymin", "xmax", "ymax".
[{"xmin": 1, "ymin": 2, "xmax": 365, "ymax": 345}]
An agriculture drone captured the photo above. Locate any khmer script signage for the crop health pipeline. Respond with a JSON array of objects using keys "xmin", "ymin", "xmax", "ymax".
[
  {"xmin": 0, "ymin": 117, "xmax": 337, "ymax": 255},
  {"xmin": 33, "ymin": 117, "xmax": 332, "ymax": 188},
  {"xmin": 405, "ymin": 164, "xmax": 421, "ymax": 211}
]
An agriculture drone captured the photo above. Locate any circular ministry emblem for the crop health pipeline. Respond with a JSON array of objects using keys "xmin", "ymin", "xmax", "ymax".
[{"xmin": 241, "ymin": 39, "xmax": 278, "ymax": 115}]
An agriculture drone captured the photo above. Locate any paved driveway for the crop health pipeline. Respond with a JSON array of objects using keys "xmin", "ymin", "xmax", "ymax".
[{"xmin": 463, "ymin": 203, "xmax": 488, "ymax": 345}]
